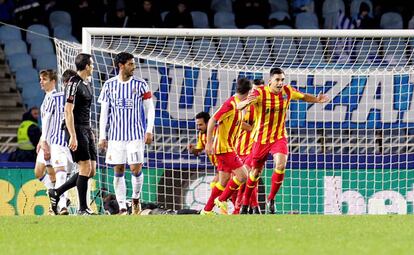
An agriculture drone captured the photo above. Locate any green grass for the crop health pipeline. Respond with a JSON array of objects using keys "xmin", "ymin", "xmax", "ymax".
[{"xmin": 0, "ymin": 215, "xmax": 413, "ymax": 255}]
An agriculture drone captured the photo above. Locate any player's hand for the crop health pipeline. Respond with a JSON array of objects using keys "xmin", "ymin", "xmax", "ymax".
[
  {"xmin": 187, "ymin": 143, "xmax": 194, "ymax": 152},
  {"xmin": 205, "ymin": 142, "xmax": 213, "ymax": 155},
  {"xmin": 36, "ymin": 142, "xmax": 41, "ymax": 153},
  {"xmin": 145, "ymin": 132, "xmax": 153, "ymax": 145},
  {"xmin": 69, "ymin": 136, "xmax": 78, "ymax": 151},
  {"xmin": 42, "ymin": 142, "xmax": 51, "ymax": 160},
  {"xmin": 98, "ymin": 139, "xmax": 108, "ymax": 151},
  {"xmin": 317, "ymin": 92, "xmax": 329, "ymax": 103}
]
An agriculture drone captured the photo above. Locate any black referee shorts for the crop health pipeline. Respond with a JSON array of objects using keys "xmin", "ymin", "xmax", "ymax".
[{"xmin": 66, "ymin": 126, "xmax": 97, "ymax": 163}]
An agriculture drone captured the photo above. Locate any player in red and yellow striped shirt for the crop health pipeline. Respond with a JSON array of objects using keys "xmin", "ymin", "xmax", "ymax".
[
  {"xmin": 234, "ymin": 79, "xmax": 264, "ymax": 214},
  {"xmin": 187, "ymin": 112, "xmax": 219, "ymax": 190},
  {"xmin": 201, "ymin": 78, "xmax": 252, "ymax": 215},
  {"xmin": 238, "ymin": 67, "xmax": 329, "ymax": 214}
]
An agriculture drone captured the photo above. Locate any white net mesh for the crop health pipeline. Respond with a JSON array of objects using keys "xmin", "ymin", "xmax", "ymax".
[{"xmin": 54, "ymin": 29, "xmax": 414, "ymax": 214}]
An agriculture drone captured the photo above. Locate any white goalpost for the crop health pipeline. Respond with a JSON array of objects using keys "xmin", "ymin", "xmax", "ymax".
[{"xmin": 54, "ymin": 28, "xmax": 414, "ymax": 214}]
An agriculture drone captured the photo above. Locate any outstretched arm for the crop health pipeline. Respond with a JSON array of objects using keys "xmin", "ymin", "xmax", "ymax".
[{"xmin": 302, "ymin": 92, "xmax": 329, "ymax": 103}]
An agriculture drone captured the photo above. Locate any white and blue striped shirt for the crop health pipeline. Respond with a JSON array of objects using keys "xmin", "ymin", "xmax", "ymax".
[
  {"xmin": 44, "ymin": 91, "xmax": 67, "ymax": 146},
  {"xmin": 40, "ymin": 89, "xmax": 56, "ymax": 144},
  {"xmin": 98, "ymin": 75, "xmax": 151, "ymax": 141}
]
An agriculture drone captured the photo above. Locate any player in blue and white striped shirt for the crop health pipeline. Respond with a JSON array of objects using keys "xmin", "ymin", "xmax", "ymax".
[
  {"xmin": 98, "ymin": 52, "xmax": 155, "ymax": 215},
  {"xmin": 35, "ymin": 69, "xmax": 76, "ymax": 215}
]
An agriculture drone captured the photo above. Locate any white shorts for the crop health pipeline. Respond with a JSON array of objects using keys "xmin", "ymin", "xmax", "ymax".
[
  {"xmin": 36, "ymin": 148, "xmax": 51, "ymax": 166},
  {"xmin": 50, "ymin": 144, "xmax": 73, "ymax": 168},
  {"xmin": 106, "ymin": 140, "xmax": 145, "ymax": 165}
]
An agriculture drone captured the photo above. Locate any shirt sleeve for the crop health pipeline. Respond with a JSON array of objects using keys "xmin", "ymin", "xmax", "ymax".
[
  {"xmin": 139, "ymin": 79, "xmax": 152, "ymax": 100},
  {"xmin": 65, "ymin": 78, "xmax": 79, "ymax": 104},
  {"xmin": 288, "ymin": 85, "xmax": 305, "ymax": 100},
  {"xmin": 98, "ymin": 82, "xmax": 109, "ymax": 103},
  {"xmin": 213, "ymin": 99, "xmax": 234, "ymax": 122}
]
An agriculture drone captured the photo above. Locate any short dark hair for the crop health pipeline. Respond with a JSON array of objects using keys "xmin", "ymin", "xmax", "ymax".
[
  {"xmin": 253, "ymin": 78, "xmax": 265, "ymax": 86},
  {"xmin": 39, "ymin": 69, "xmax": 57, "ymax": 81},
  {"xmin": 75, "ymin": 53, "xmax": 92, "ymax": 71},
  {"xmin": 270, "ymin": 67, "xmax": 285, "ymax": 76},
  {"xmin": 195, "ymin": 111, "xmax": 210, "ymax": 123},
  {"xmin": 62, "ymin": 69, "xmax": 77, "ymax": 84},
  {"xmin": 114, "ymin": 52, "xmax": 134, "ymax": 68},
  {"xmin": 236, "ymin": 77, "xmax": 252, "ymax": 95}
]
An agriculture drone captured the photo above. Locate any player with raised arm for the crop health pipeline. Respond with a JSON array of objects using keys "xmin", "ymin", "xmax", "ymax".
[
  {"xmin": 187, "ymin": 112, "xmax": 219, "ymax": 190},
  {"xmin": 48, "ymin": 54, "xmax": 97, "ymax": 215},
  {"xmin": 237, "ymin": 67, "xmax": 329, "ymax": 214},
  {"xmin": 98, "ymin": 52, "xmax": 155, "ymax": 215},
  {"xmin": 201, "ymin": 78, "xmax": 252, "ymax": 215}
]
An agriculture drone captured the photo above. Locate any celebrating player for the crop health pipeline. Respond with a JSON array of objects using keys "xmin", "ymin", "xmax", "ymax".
[
  {"xmin": 48, "ymin": 54, "xmax": 97, "ymax": 215},
  {"xmin": 234, "ymin": 78, "xmax": 264, "ymax": 214},
  {"xmin": 187, "ymin": 111, "xmax": 219, "ymax": 190},
  {"xmin": 201, "ymin": 77, "xmax": 252, "ymax": 215},
  {"xmin": 237, "ymin": 67, "xmax": 329, "ymax": 214},
  {"xmin": 98, "ymin": 52, "xmax": 155, "ymax": 215}
]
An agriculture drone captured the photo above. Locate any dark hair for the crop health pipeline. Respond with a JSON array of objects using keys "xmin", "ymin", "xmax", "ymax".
[
  {"xmin": 39, "ymin": 69, "xmax": 58, "ymax": 81},
  {"xmin": 114, "ymin": 52, "xmax": 134, "ymax": 68},
  {"xmin": 62, "ymin": 69, "xmax": 77, "ymax": 84},
  {"xmin": 270, "ymin": 67, "xmax": 285, "ymax": 76},
  {"xmin": 253, "ymin": 78, "xmax": 265, "ymax": 86},
  {"xmin": 75, "ymin": 53, "xmax": 92, "ymax": 71},
  {"xmin": 195, "ymin": 111, "xmax": 210, "ymax": 123},
  {"xmin": 359, "ymin": 2, "xmax": 370, "ymax": 13},
  {"xmin": 236, "ymin": 77, "xmax": 252, "ymax": 95}
]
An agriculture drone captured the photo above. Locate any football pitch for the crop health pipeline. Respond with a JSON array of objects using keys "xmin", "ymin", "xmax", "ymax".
[{"xmin": 0, "ymin": 215, "xmax": 412, "ymax": 255}]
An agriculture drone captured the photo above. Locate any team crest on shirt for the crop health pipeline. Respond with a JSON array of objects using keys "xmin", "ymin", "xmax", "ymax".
[{"xmin": 282, "ymin": 93, "xmax": 288, "ymax": 100}]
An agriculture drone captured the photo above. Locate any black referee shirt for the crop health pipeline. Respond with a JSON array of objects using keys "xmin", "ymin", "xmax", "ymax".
[{"xmin": 65, "ymin": 74, "xmax": 93, "ymax": 127}]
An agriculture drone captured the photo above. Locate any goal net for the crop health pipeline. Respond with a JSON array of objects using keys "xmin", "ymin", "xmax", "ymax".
[{"xmin": 54, "ymin": 28, "xmax": 414, "ymax": 214}]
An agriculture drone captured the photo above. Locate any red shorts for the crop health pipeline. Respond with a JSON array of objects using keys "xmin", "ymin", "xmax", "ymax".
[
  {"xmin": 216, "ymin": 151, "xmax": 243, "ymax": 173},
  {"xmin": 248, "ymin": 138, "xmax": 288, "ymax": 169}
]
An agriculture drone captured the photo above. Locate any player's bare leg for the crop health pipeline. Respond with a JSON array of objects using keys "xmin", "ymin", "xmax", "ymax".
[{"xmin": 201, "ymin": 171, "xmax": 230, "ymax": 214}]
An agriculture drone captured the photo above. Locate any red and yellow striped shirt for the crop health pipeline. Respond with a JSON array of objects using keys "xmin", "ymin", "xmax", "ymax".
[
  {"xmin": 196, "ymin": 128, "xmax": 218, "ymax": 166},
  {"xmin": 236, "ymin": 104, "xmax": 256, "ymax": 156},
  {"xmin": 252, "ymin": 84, "xmax": 304, "ymax": 144},
  {"xmin": 212, "ymin": 95, "xmax": 242, "ymax": 154}
]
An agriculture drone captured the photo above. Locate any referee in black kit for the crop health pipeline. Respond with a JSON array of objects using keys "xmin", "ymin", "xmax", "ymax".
[{"xmin": 48, "ymin": 53, "xmax": 97, "ymax": 215}]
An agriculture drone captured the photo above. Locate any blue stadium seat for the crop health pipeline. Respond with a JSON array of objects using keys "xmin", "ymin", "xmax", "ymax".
[
  {"xmin": 380, "ymin": 12, "xmax": 403, "ymax": 29},
  {"xmin": 164, "ymin": 39, "xmax": 190, "ymax": 59},
  {"xmin": 245, "ymin": 25, "xmax": 265, "ymax": 29},
  {"xmin": 29, "ymin": 39, "xmax": 55, "ymax": 61},
  {"xmin": 211, "ymin": 0, "xmax": 233, "ymax": 12},
  {"xmin": 269, "ymin": 0, "xmax": 289, "ymax": 12},
  {"xmin": 35, "ymin": 53, "xmax": 57, "ymax": 71},
  {"xmin": 49, "ymin": 11, "xmax": 72, "ymax": 29},
  {"xmin": 8, "ymin": 53, "xmax": 33, "ymax": 72},
  {"xmin": 0, "ymin": 25, "xmax": 22, "ymax": 44},
  {"xmin": 297, "ymin": 38, "xmax": 325, "ymax": 66},
  {"xmin": 93, "ymin": 51, "xmax": 113, "ymax": 73},
  {"xmin": 191, "ymin": 11, "xmax": 209, "ymax": 28},
  {"xmin": 26, "ymin": 24, "xmax": 49, "ymax": 44},
  {"xmin": 269, "ymin": 11, "xmax": 291, "ymax": 22},
  {"xmin": 22, "ymin": 86, "xmax": 44, "ymax": 108},
  {"xmin": 214, "ymin": 12, "xmax": 236, "ymax": 28},
  {"xmin": 382, "ymin": 38, "xmax": 407, "ymax": 66},
  {"xmin": 322, "ymin": 0, "xmax": 345, "ymax": 28},
  {"xmin": 4, "ymin": 39, "xmax": 27, "ymax": 59},
  {"xmin": 15, "ymin": 67, "xmax": 39, "ymax": 90},
  {"xmin": 295, "ymin": 12, "xmax": 319, "ymax": 29},
  {"xmin": 53, "ymin": 24, "xmax": 72, "ymax": 39}
]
